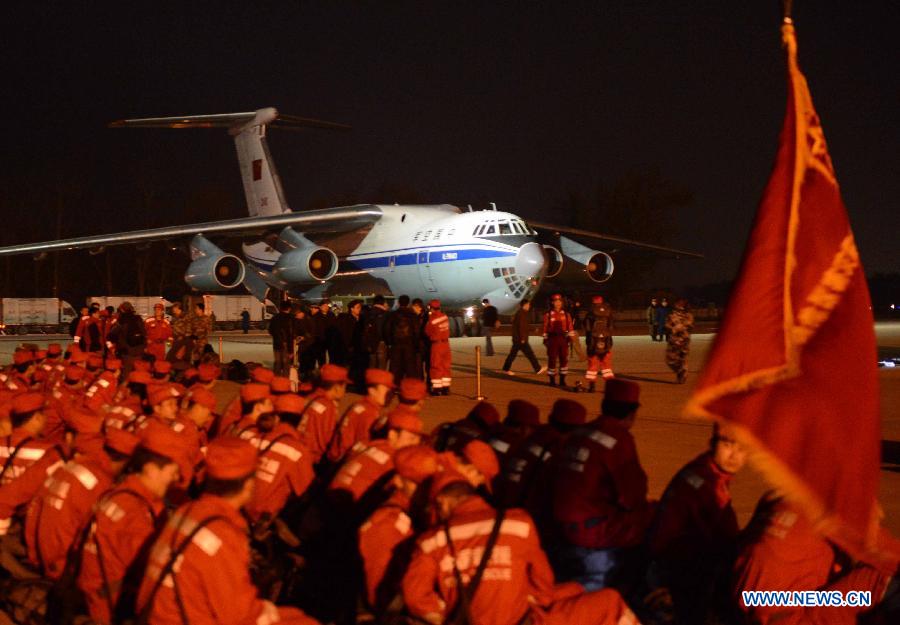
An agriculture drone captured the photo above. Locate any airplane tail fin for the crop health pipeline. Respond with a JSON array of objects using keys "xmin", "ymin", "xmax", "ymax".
[{"xmin": 110, "ymin": 108, "xmax": 350, "ymax": 217}]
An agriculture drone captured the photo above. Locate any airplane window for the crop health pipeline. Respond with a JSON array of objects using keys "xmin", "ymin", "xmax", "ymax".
[
  {"xmin": 424, "ymin": 230, "xmax": 432, "ymax": 240},
  {"xmin": 485, "ymin": 225, "xmax": 496, "ymax": 235},
  {"xmin": 499, "ymin": 222, "xmax": 511, "ymax": 235}
]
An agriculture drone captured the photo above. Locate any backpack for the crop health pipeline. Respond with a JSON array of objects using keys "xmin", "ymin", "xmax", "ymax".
[
  {"xmin": 590, "ymin": 314, "xmax": 612, "ymax": 354},
  {"xmin": 391, "ymin": 311, "xmax": 414, "ymax": 342},
  {"xmin": 123, "ymin": 316, "xmax": 145, "ymax": 348}
]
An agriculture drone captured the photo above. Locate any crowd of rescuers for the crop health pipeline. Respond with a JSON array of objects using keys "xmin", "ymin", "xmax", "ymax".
[{"xmin": 0, "ymin": 329, "xmax": 899, "ymax": 624}]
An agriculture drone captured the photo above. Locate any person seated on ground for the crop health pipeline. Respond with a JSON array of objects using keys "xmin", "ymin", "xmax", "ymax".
[
  {"xmin": 402, "ymin": 471, "xmax": 640, "ymax": 625},
  {"xmin": 732, "ymin": 492, "xmax": 899, "ymax": 625},
  {"xmin": 336, "ymin": 368, "xmax": 395, "ymax": 458},
  {"xmin": 432, "ymin": 400, "xmax": 500, "ymax": 452},
  {"xmin": 486, "ymin": 399, "xmax": 540, "ymax": 482},
  {"xmin": 643, "ymin": 422, "xmax": 747, "ymax": 624},
  {"xmin": 550, "ymin": 379, "xmax": 655, "ymax": 593},
  {"xmin": 136, "ymin": 438, "xmax": 320, "ymax": 625}
]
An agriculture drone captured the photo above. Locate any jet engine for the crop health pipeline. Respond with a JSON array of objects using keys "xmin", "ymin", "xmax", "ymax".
[
  {"xmin": 542, "ymin": 245, "xmax": 564, "ymax": 278},
  {"xmin": 272, "ymin": 227, "xmax": 339, "ymax": 285},
  {"xmin": 559, "ymin": 236, "xmax": 614, "ymax": 283},
  {"xmin": 184, "ymin": 234, "xmax": 246, "ymax": 291}
]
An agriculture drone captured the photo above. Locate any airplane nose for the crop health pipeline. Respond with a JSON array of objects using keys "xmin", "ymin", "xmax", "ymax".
[{"xmin": 516, "ymin": 242, "xmax": 547, "ymax": 278}]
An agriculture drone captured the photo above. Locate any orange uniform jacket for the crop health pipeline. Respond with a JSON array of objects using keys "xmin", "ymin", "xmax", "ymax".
[
  {"xmin": 0, "ymin": 445, "xmax": 69, "ymax": 534},
  {"xmin": 145, "ymin": 317, "xmax": 173, "ymax": 361},
  {"xmin": 732, "ymin": 498, "xmax": 892, "ymax": 625},
  {"xmin": 78, "ymin": 474, "xmax": 164, "ymax": 624},
  {"xmin": 552, "ymin": 417, "xmax": 653, "ymax": 549},
  {"xmin": 648, "ymin": 452, "xmax": 738, "ymax": 567},
  {"xmin": 336, "ymin": 398, "xmax": 383, "ymax": 459},
  {"xmin": 297, "ymin": 390, "xmax": 340, "ymax": 464},
  {"xmin": 0, "ymin": 428, "xmax": 58, "ymax": 487},
  {"xmin": 84, "ymin": 371, "xmax": 120, "ymax": 409},
  {"xmin": 241, "ymin": 424, "xmax": 315, "ymax": 522},
  {"xmin": 402, "ymin": 497, "xmax": 636, "ymax": 625},
  {"xmin": 136, "ymin": 494, "xmax": 318, "ymax": 625},
  {"xmin": 358, "ymin": 491, "xmax": 414, "ymax": 610},
  {"xmin": 26, "ymin": 455, "xmax": 115, "ymax": 578},
  {"xmin": 329, "ymin": 439, "xmax": 395, "ymax": 503}
]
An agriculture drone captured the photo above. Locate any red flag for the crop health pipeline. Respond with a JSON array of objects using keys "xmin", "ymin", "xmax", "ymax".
[{"xmin": 684, "ymin": 21, "xmax": 891, "ymax": 566}]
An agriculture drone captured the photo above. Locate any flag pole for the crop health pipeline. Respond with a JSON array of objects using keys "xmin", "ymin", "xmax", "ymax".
[{"xmin": 782, "ymin": 0, "xmax": 793, "ymax": 21}]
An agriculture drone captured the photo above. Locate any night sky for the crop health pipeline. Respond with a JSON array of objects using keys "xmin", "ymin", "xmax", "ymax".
[{"xmin": 1, "ymin": 1, "xmax": 897, "ymax": 294}]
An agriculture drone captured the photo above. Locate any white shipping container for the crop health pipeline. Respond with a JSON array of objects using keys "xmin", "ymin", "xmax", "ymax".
[
  {"xmin": 0, "ymin": 299, "xmax": 77, "ymax": 328},
  {"xmin": 204, "ymin": 295, "xmax": 270, "ymax": 322}
]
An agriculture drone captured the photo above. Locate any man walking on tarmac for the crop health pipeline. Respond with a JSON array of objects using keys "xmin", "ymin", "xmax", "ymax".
[
  {"xmin": 424, "ymin": 299, "xmax": 451, "ymax": 396},
  {"xmin": 542, "ymin": 294, "xmax": 575, "ymax": 388},
  {"xmin": 501, "ymin": 299, "xmax": 546, "ymax": 376}
]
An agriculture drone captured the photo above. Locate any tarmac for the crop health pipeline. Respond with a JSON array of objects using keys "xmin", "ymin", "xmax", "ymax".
[{"xmin": 3, "ymin": 323, "xmax": 899, "ymax": 534}]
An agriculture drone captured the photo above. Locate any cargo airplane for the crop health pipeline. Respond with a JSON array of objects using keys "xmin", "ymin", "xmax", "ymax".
[{"xmin": 0, "ymin": 108, "xmax": 700, "ymax": 316}]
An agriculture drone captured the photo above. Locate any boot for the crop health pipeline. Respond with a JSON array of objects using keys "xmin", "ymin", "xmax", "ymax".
[
  {"xmin": 441, "ymin": 387, "xmax": 450, "ymax": 396},
  {"xmin": 588, "ymin": 381, "xmax": 596, "ymax": 393},
  {"xmin": 430, "ymin": 387, "xmax": 441, "ymax": 396},
  {"xmin": 548, "ymin": 374, "xmax": 557, "ymax": 387},
  {"xmin": 559, "ymin": 375, "xmax": 568, "ymax": 389}
]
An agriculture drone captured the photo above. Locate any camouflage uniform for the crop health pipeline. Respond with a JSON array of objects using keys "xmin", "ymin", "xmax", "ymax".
[
  {"xmin": 167, "ymin": 312, "xmax": 194, "ymax": 366},
  {"xmin": 665, "ymin": 306, "xmax": 694, "ymax": 383},
  {"xmin": 190, "ymin": 313, "xmax": 213, "ymax": 363}
]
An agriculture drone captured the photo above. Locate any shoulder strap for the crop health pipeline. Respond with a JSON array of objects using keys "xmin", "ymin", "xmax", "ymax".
[
  {"xmin": 320, "ymin": 404, "xmax": 355, "ymax": 462},
  {"xmin": 0, "ymin": 436, "xmax": 34, "ymax": 482},
  {"xmin": 258, "ymin": 432, "xmax": 295, "ymax": 457},
  {"xmin": 443, "ymin": 507, "xmax": 507, "ymax": 625},
  {"xmin": 132, "ymin": 514, "xmax": 230, "ymax": 625}
]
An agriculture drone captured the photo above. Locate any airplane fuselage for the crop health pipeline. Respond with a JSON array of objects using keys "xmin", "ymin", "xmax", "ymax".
[{"xmin": 242, "ymin": 205, "xmax": 547, "ymax": 314}]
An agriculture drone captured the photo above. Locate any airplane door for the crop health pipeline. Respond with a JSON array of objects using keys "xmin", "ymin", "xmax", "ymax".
[{"xmin": 417, "ymin": 250, "xmax": 437, "ymax": 292}]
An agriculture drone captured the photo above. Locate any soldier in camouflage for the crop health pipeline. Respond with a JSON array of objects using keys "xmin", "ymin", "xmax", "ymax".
[
  {"xmin": 665, "ymin": 298, "xmax": 694, "ymax": 383},
  {"xmin": 167, "ymin": 301, "xmax": 194, "ymax": 367},
  {"xmin": 190, "ymin": 302, "xmax": 213, "ymax": 364},
  {"xmin": 582, "ymin": 295, "xmax": 614, "ymax": 392}
]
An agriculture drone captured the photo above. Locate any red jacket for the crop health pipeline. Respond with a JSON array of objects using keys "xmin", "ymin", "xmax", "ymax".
[
  {"xmin": 329, "ymin": 439, "xmax": 395, "ymax": 503},
  {"xmin": 647, "ymin": 452, "xmax": 738, "ymax": 567},
  {"xmin": 25, "ymin": 455, "xmax": 116, "ymax": 578},
  {"xmin": 542, "ymin": 310, "xmax": 574, "ymax": 337},
  {"xmin": 358, "ymin": 491, "xmax": 414, "ymax": 610},
  {"xmin": 424, "ymin": 312, "xmax": 450, "ymax": 343},
  {"xmin": 242, "ymin": 424, "xmax": 315, "ymax": 522},
  {"xmin": 136, "ymin": 494, "xmax": 318, "ymax": 625},
  {"xmin": 0, "ymin": 428, "xmax": 58, "ymax": 487},
  {"xmin": 0, "ymin": 444, "xmax": 69, "ymax": 534},
  {"xmin": 337, "ymin": 397, "xmax": 384, "ymax": 459},
  {"xmin": 297, "ymin": 390, "xmax": 340, "ymax": 463},
  {"xmin": 552, "ymin": 416, "xmax": 653, "ymax": 549},
  {"xmin": 78, "ymin": 474, "xmax": 165, "ymax": 624}
]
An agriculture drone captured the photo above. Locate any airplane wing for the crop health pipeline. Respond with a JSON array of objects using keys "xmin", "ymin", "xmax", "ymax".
[
  {"xmin": 0, "ymin": 205, "xmax": 383, "ymax": 257},
  {"xmin": 529, "ymin": 221, "xmax": 703, "ymax": 259}
]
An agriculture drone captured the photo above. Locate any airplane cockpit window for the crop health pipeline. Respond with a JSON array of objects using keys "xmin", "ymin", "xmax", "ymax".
[
  {"xmin": 485, "ymin": 224, "xmax": 496, "ymax": 235},
  {"xmin": 498, "ymin": 222, "xmax": 511, "ymax": 235}
]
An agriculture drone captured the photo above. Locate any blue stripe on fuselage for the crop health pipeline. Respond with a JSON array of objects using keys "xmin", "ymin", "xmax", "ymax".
[{"xmin": 245, "ymin": 247, "xmax": 515, "ymax": 273}]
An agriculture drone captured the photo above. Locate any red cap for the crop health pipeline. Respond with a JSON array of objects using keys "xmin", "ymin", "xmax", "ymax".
[
  {"xmin": 65, "ymin": 365, "xmax": 87, "ymax": 382},
  {"xmin": 87, "ymin": 354, "xmax": 104, "ymax": 369},
  {"xmin": 604, "ymin": 379, "xmax": 640, "ymax": 404},
  {"xmin": 394, "ymin": 445, "xmax": 440, "ymax": 483},
  {"xmin": 132, "ymin": 360, "xmax": 152, "ymax": 373},
  {"xmin": 387, "ymin": 406, "xmax": 425, "ymax": 435},
  {"xmin": 47, "ymin": 344, "xmax": 62, "ymax": 356},
  {"xmin": 298, "ymin": 381, "xmax": 314, "ymax": 396},
  {"xmin": 13, "ymin": 350, "xmax": 33, "ymax": 365},
  {"xmin": 462, "ymin": 440, "xmax": 500, "ymax": 481},
  {"xmin": 153, "ymin": 360, "xmax": 172, "ymax": 375},
  {"xmin": 128, "ymin": 370, "xmax": 153, "ymax": 385},
  {"xmin": 275, "ymin": 393, "xmax": 305, "ymax": 415},
  {"xmin": 187, "ymin": 387, "xmax": 217, "ymax": 412},
  {"xmin": 430, "ymin": 469, "xmax": 471, "ymax": 501},
  {"xmin": 550, "ymin": 293, "xmax": 563, "ymax": 301},
  {"xmin": 250, "ymin": 367, "xmax": 275, "ymax": 384},
  {"xmin": 197, "ymin": 363, "xmax": 220, "ymax": 382},
  {"xmin": 549, "ymin": 398, "xmax": 587, "ymax": 426},
  {"xmin": 105, "ymin": 428, "xmax": 140, "ymax": 456},
  {"xmin": 183, "ymin": 367, "xmax": 199, "ymax": 381},
  {"xmin": 398, "ymin": 378, "xmax": 427, "ymax": 402},
  {"xmin": 591, "ymin": 295, "xmax": 604, "ymax": 304},
  {"xmin": 240, "ymin": 383, "xmax": 271, "ymax": 404},
  {"xmin": 467, "ymin": 401, "xmax": 500, "ymax": 428},
  {"xmin": 105, "ymin": 358, "xmax": 122, "ymax": 371},
  {"xmin": 69, "ymin": 350, "xmax": 89, "ymax": 364},
  {"xmin": 364, "ymin": 368, "xmax": 395, "ymax": 389},
  {"xmin": 11, "ymin": 392, "xmax": 44, "ymax": 415},
  {"xmin": 140, "ymin": 420, "xmax": 195, "ymax": 480},
  {"xmin": 506, "ymin": 399, "xmax": 540, "ymax": 428},
  {"xmin": 153, "ymin": 302, "xmax": 165, "ymax": 310},
  {"xmin": 320, "ymin": 364, "xmax": 349, "ymax": 384},
  {"xmin": 270, "ymin": 376, "xmax": 292, "ymax": 394},
  {"xmin": 34, "ymin": 350, "xmax": 47, "ymax": 360},
  {"xmin": 206, "ymin": 438, "xmax": 258, "ymax": 480},
  {"xmin": 63, "ymin": 407, "xmax": 103, "ymax": 434},
  {"xmin": 148, "ymin": 386, "xmax": 182, "ymax": 407},
  {"xmin": 74, "ymin": 432, "xmax": 106, "ymax": 456},
  {"xmin": 429, "ymin": 299, "xmax": 441, "ymax": 309}
]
